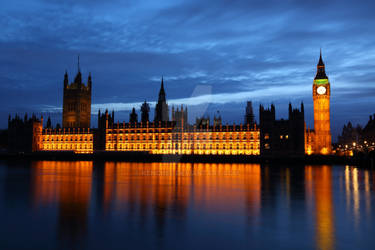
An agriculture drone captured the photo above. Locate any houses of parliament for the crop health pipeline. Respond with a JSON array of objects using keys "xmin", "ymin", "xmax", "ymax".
[{"xmin": 8, "ymin": 53, "xmax": 332, "ymax": 156}]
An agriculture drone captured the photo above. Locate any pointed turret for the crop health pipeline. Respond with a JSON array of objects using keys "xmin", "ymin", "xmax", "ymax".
[
  {"xmin": 289, "ymin": 102, "xmax": 292, "ymax": 116},
  {"xmin": 46, "ymin": 116, "xmax": 52, "ymax": 129},
  {"xmin": 154, "ymin": 76, "xmax": 169, "ymax": 122},
  {"xmin": 129, "ymin": 107, "xmax": 138, "ymax": 124},
  {"xmin": 74, "ymin": 71, "xmax": 82, "ymax": 85},
  {"xmin": 245, "ymin": 101, "xmax": 255, "ymax": 125},
  {"xmin": 158, "ymin": 76, "xmax": 166, "ymax": 102},
  {"xmin": 74, "ymin": 55, "xmax": 82, "ymax": 85},
  {"xmin": 141, "ymin": 100, "xmax": 150, "ymax": 123},
  {"xmin": 64, "ymin": 70, "xmax": 69, "ymax": 88},
  {"xmin": 88, "ymin": 72, "xmax": 92, "ymax": 90},
  {"xmin": 98, "ymin": 109, "xmax": 101, "ymax": 128},
  {"xmin": 318, "ymin": 49, "xmax": 324, "ymax": 65}
]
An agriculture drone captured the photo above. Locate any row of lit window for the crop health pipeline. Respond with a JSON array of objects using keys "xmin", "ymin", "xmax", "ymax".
[
  {"xmin": 43, "ymin": 136, "xmax": 93, "ymax": 142},
  {"xmin": 107, "ymin": 133, "xmax": 259, "ymax": 141},
  {"xmin": 108, "ymin": 125, "xmax": 257, "ymax": 132},
  {"xmin": 108, "ymin": 128, "xmax": 173, "ymax": 134},
  {"xmin": 107, "ymin": 143, "xmax": 259, "ymax": 150},
  {"xmin": 43, "ymin": 143, "xmax": 93, "ymax": 150}
]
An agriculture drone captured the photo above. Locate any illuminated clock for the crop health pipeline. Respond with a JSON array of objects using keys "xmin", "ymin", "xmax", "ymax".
[{"xmin": 317, "ymin": 86, "xmax": 326, "ymax": 95}]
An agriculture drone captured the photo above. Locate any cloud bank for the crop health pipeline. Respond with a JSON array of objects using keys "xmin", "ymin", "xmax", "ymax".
[{"xmin": 1, "ymin": 0, "xmax": 375, "ymax": 140}]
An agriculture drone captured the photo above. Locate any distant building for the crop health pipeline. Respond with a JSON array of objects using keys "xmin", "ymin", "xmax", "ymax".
[
  {"xmin": 8, "ymin": 114, "xmax": 43, "ymax": 153},
  {"xmin": 95, "ymin": 109, "xmax": 114, "ymax": 151},
  {"xmin": 172, "ymin": 105, "xmax": 188, "ymax": 127},
  {"xmin": 260, "ymin": 103, "xmax": 305, "ymax": 156},
  {"xmin": 141, "ymin": 101, "xmax": 150, "ymax": 123},
  {"xmin": 0, "ymin": 129, "xmax": 7, "ymax": 150},
  {"xmin": 129, "ymin": 108, "xmax": 138, "ymax": 124},
  {"xmin": 103, "ymin": 122, "xmax": 259, "ymax": 155},
  {"xmin": 62, "ymin": 57, "xmax": 91, "ymax": 128},
  {"xmin": 196, "ymin": 116, "xmax": 210, "ymax": 127},
  {"xmin": 337, "ymin": 122, "xmax": 362, "ymax": 146},
  {"xmin": 7, "ymin": 53, "xmax": 334, "ymax": 156},
  {"xmin": 362, "ymin": 114, "xmax": 375, "ymax": 144},
  {"xmin": 213, "ymin": 111, "xmax": 222, "ymax": 127}
]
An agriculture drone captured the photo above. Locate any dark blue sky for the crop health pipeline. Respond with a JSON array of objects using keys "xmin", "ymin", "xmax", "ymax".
[{"xmin": 1, "ymin": 0, "xmax": 375, "ymax": 140}]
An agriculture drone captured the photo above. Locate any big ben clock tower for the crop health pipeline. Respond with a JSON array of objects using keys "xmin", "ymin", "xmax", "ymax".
[{"xmin": 313, "ymin": 50, "xmax": 332, "ymax": 154}]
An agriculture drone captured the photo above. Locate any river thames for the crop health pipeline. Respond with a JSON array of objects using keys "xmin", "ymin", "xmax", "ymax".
[{"xmin": 0, "ymin": 161, "xmax": 374, "ymax": 250}]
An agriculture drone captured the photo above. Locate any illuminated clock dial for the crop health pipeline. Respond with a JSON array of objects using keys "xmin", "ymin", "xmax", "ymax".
[{"xmin": 317, "ymin": 86, "xmax": 327, "ymax": 95}]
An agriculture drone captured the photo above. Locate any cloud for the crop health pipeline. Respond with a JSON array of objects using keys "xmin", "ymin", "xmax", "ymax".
[{"xmin": 1, "ymin": 0, "xmax": 375, "ymax": 140}]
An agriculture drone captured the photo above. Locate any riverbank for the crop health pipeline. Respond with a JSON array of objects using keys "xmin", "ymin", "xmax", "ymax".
[{"xmin": 1, "ymin": 151, "xmax": 373, "ymax": 167}]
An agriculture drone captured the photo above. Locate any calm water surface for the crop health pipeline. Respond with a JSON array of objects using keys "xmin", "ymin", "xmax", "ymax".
[{"xmin": 0, "ymin": 161, "xmax": 374, "ymax": 250}]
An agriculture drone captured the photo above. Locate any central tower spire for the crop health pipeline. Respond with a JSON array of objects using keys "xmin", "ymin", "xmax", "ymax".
[
  {"xmin": 158, "ymin": 76, "xmax": 166, "ymax": 102},
  {"xmin": 154, "ymin": 76, "xmax": 169, "ymax": 122}
]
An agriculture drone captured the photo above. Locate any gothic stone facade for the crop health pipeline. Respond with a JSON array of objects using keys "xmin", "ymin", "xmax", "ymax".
[
  {"xmin": 8, "ymin": 53, "xmax": 333, "ymax": 156},
  {"xmin": 62, "ymin": 69, "xmax": 91, "ymax": 128}
]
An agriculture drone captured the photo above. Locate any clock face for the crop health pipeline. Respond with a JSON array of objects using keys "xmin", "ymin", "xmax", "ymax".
[{"xmin": 317, "ymin": 86, "xmax": 327, "ymax": 95}]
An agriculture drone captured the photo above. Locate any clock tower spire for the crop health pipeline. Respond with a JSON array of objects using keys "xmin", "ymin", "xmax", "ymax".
[
  {"xmin": 312, "ymin": 50, "xmax": 332, "ymax": 154},
  {"xmin": 315, "ymin": 49, "xmax": 328, "ymax": 80}
]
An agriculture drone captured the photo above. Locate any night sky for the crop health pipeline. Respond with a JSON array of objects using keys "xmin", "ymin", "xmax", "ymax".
[{"xmin": 1, "ymin": 0, "xmax": 375, "ymax": 141}]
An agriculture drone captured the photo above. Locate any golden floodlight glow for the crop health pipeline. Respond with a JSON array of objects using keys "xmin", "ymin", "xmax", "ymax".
[
  {"xmin": 27, "ymin": 52, "xmax": 337, "ymax": 156},
  {"xmin": 37, "ymin": 127, "xmax": 94, "ymax": 154},
  {"xmin": 104, "ymin": 124, "xmax": 260, "ymax": 155}
]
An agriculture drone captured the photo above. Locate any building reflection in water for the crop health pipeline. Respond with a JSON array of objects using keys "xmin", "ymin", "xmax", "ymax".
[
  {"xmin": 30, "ymin": 161, "xmax": 375, "ymax": 249},
  {"xmin": 99, "ymin": 162, "xmax": 192, "ymax": 241},
  {"xmin": 244, "ymin": 164, "xmax": 262, "ymax": 220},
  {"xmin": 190, "ymin": 163, "xmax": 261, "ymax": 216},
  {"xmin": 100, "ymin": 163, "xmax": 261, "ymax": 231},
  {"xmin": 364, "ymin": 170, "xmax": 371, "ymax": 216},
  {"xmin": 305, "ymin": 165, "xmax": 335, "ymax": 250},
  {"xmin": 32, "ymin": 161, "xmax": 93, "ymax": 250},
  {"xmin": 31, "ymin": 161, "xmax": 263, "ymax": 248},
  {"xmin": 344, "ymin": 166, "xmax": 373, "ymax": 229}
]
